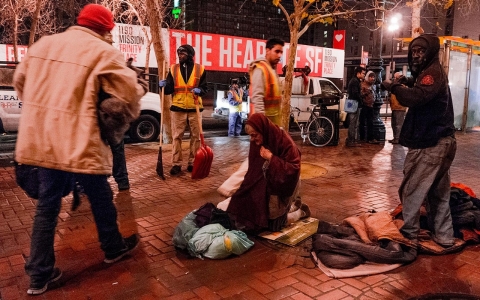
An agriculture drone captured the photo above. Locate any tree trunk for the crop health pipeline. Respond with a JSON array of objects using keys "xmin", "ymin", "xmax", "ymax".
[
  {"xmin": 141, "ymin": 27, "xmax": 151, "ymax": 74},
  {"xmin": 145, "ymin": 0, "xmax": 172, "ymax": 143},
  {"xmin": 281, "ymin": 11, "xmax": 302, "ymax": 130},
  {"xmin": 13, "ymin": 12, "xmax": 18, "ymax": 62},
  {"xmin": 29, "ymin": 0, "xmax": 43, "ymax": 46},
  {"xmin": 411, "ymin": 0, "xmax": 426, "ymax": 38}
]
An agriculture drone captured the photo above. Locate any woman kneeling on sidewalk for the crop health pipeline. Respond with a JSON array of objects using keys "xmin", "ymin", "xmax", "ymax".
[{"xmin": 226, "ymin": 113, "xmax": 310, "ymax": 233}]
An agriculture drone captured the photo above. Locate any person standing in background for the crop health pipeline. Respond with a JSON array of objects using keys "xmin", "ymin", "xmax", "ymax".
[
  {"xmin": 228, "ymin": 79, "xmax": 244, "ymax": 137},
  {"xmin": 346, "ymin": 67, "xmax": 366, "ymax": 147},
  {"xmin": 389, "ymin": 72, "xmax": 407, "ymax": 144},
  {"xmin": 159, "ymin": 44, "xmax": 208, "ymax": 176}
]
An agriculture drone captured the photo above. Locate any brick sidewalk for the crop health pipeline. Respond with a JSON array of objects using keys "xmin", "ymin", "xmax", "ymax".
[{"xmin": 1, "ymin": 125, "xmax": 480, "ymax": 300}]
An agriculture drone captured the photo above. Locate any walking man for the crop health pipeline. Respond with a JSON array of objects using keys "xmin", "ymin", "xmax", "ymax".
[
  {"xmin": 346, "ymin": 66, "xmax": 366, "ymax": 147},
  {"xmin": 13, "ymin": 4, "xmax": 146, "ymax": 295},
  {"xmin": 382, "ymin": 34, "xmax": 456, "ymax": 248},
  {"xmin": 159, "ymin": 44, "xmax": 208, "ymax": 175}
]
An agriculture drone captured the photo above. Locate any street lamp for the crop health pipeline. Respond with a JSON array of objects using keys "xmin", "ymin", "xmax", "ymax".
[{"xmin": 388, "ymin": 13, "xmax": 402, "ymax": 80}]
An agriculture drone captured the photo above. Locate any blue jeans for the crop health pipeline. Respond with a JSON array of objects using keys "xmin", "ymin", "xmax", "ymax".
[
  {"xmin": 25, "ymin": 168, "xmax": 125, "ymax": 285},
  {"xmin": 399, "ymin": 136, "xmax": 457, "ymax": 244},
  {"xmin": 229, "ymin": 112, "xmax": 243, "ymax": 136},
  {"xmin": 347, "ymin": 108, "xmax": 362, "ymax": 143}
]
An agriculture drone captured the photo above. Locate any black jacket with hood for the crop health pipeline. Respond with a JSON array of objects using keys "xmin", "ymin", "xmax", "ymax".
[{"xmin": 390, "ymin": 34, "xmax": 455, "ymax": 149}]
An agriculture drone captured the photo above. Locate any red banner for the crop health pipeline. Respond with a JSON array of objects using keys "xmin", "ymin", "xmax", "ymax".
[
  {"xmin": 169, "ymin": 30, "xmax": 344, "ymax": 78},
  {"xmin": 333, "ymin": 30, "xmax": 346, "ymax": 50}
]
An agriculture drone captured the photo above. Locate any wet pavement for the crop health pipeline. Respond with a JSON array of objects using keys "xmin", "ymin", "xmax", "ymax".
[{"xmin": 1, "ymin": 119, "xmax": 480, "ymax": 300}]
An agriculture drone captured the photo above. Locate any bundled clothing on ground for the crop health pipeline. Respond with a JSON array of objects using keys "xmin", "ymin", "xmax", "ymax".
[
  {"xmin": 312, "ymin": 212, "xmax": 417, "ymax": 270},
  {"xmin": 227, "ymin": 114, "xmax": 301, "ymax": 233}
]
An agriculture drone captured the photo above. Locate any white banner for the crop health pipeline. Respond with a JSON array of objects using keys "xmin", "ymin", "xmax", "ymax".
[{"xmin": 111, "ymin": 23, "xmax": 169, "ymax": 69}]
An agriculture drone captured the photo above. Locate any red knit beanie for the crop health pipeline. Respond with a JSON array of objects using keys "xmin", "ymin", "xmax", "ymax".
[{"xmin": 77, "ymin": 4, "xmax": 115, "ymax": 32}]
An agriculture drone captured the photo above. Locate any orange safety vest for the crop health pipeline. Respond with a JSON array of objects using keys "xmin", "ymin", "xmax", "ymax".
[
  {"xmin": 229, "ymin": 88, "xmax": 243, "ymax": 113},
  {"xmin": 249, "ymin": 60, "xmax": 281, "ymax": 118},
  {"xmin": 171, "ymin": 63, "xmax": 204, "ymax": 109}
]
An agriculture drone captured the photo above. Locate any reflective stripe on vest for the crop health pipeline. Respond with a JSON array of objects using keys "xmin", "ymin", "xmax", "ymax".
[
  {"xmin": 229, "ymin": 89, "xmax": 243, "ymax": 113},
  {"xmin": 249, "ymin": 61, "xmax": 281, "ymax": 115},
  {"xmin": 171, "ymin": 63, "xmax": 204, "ymax": 109}
]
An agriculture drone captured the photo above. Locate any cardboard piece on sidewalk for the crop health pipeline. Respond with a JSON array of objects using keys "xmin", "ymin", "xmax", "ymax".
[
  {"xmin": 259, "ymin": 217, "xmax": 319, "ymax": 246},
  {"xmin": 310, "ymin": 251, "xmax": 403, "ymax": 278}
]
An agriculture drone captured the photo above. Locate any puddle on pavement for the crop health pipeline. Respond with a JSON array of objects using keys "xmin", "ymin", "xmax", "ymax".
[{"xmin": 219, "ymin": 162, "xmax": 327, "ymax": 179}]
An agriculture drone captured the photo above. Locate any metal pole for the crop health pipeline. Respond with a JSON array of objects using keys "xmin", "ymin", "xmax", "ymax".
[
  {"xmin": 369, "ymin": 0, "xmax": 386, "ymax": 141},
  {"xmin": 390, "ymin": 32, "xmax": 395, "ymax": 80}
]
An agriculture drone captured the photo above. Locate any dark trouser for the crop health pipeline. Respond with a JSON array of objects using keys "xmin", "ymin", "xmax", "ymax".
[
  {"xmin": 347, "ymin": 108, "xmax": 361, "ymax": 143},
  {"xmin": 228, "ymin": 112, "xmax": 243, "ymax": 136},
  {"xmin": 399, "ymin": 136, "xmax": 457, "ymax": 244},
  {"xmin": 25, "ymin": 168, "xmax": 125, "ymax": 285},
  {"xmin": 359, "ymin": 106, "xmax": 374, "ymax": 141},
  {"xmin": 391, "ymin": 110, "xmax": 406, "ymax": 140},
  {"xmin": 109, "ymin": 139, "xmax": 129, "ymax": 185}
]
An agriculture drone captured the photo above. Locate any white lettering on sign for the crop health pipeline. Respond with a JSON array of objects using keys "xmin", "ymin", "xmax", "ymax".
[
  {"xmin": 295, "ymin": 45, "xmax": 301, "ymax": 68},
  {"xmin": 233, "ymin": 38, "xmax": 242, "ymax": 68},
  {"xmin": 163, "ymin": 29, "xmax": 344, "ymax": 77},
  {"xmin": 202, "ymin": 35, "xmax": 212, "ymax": 67},
  {"xmin": 219, "ymin": 37, "xmax": 231, "ymax": 67},
  {"xmin": 243, "ymin": 40, "xmax": 254, "ymax": 68},
  {"xmin": 306, "ymin": 47, "xmax": 314, "ymax": 71},
  {"xmin": 5, "ymin": 45, "xmax": 28, "ymax": 62},
  {"xmin": 323, "ymin": 49, "xmax": 338, "ymax": 76}
]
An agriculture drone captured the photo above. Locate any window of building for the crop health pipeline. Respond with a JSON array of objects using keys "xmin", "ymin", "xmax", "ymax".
[
  {"xmin": 354, "ymin": 46, "xmax": 358, "ymax": 55},
  {"xmin": 354, "ymin": 32, "xmax": 359, "ymax": 42}
]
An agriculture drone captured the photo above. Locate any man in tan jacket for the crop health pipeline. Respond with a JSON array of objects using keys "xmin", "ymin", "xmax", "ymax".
[{"xmin": 13, "ymin": 4, "xmax": 147, "ymax": 295}]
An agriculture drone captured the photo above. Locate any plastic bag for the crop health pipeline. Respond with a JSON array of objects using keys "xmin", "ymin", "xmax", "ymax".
[
  {"xmin": 188, "ymin": 224, "xmax": 254, "ymax": 259},
  {"xmin": 172, "ymin": 211, "xmax": 199, "ymax": 250}
]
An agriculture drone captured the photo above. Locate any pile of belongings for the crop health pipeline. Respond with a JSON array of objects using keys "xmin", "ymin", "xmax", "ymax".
[
  {"xmin": 172, "ymin": 203, "xmax": 254, "ymax": 259},
  {"xmin": 391, "ymin": 182, "xmax": 480, "ymax": 247},
  {"xmin": 311, "ymin": 211, "xmax": 418, "ymax": 270}
]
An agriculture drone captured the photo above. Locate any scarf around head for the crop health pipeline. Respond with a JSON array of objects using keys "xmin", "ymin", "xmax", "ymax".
[{"xmin": 227, "ymin": 113, "xmax": 301, "ymax": 232}]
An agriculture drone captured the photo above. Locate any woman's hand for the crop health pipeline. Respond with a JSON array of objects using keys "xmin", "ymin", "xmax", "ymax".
[{"xmin": 260, "ymin": 146, "xmax": 272, "ymax": 161}]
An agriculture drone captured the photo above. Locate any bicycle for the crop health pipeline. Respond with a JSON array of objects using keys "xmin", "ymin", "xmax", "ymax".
[{"xmin": 289, "ymin": 105, "xmax": 334, "ymax": 147}]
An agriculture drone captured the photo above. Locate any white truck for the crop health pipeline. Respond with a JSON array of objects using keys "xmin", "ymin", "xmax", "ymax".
[
  {"xmin": 0, "ymin": 67, "xmax": 161, "ymax": 143},
  {"xmin": 212, "ymin": 75, "xmax": 346, "ymax": 124},
  {"xmin": 282, "ymin": 75, "xmax": 347, "ymax": 123}
]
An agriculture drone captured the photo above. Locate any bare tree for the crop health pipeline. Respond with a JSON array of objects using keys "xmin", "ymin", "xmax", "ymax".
[
  {"xmin": 267, "ymin": 0, "xmax": 402, "ymax": 128},
  {"xmin": 100, "ymin": 0, "xmax": 155, "ymax": 73},
  {"xmin": 146, "ymin": 0, "xmax": 172, "ymax": 143},
  {"xmin": 0, "ymin": 0, "xmax": 38, "ymax": 60},
  {"xmin": 409, "ymin": 0, "xmax": 479, "ymax": 37}
]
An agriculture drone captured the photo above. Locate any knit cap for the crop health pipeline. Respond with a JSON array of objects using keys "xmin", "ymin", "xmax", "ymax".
[
  {"xmin": 410, "ymin": 37, "xmax": 429, "ymax": 50},
  {"xmin": 77, "ymin": 4, "xmax": 115, "ymax": 32},
  {"xmin": 177, "ymin": 44, "xmax": 195, "ymax": 57}
]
